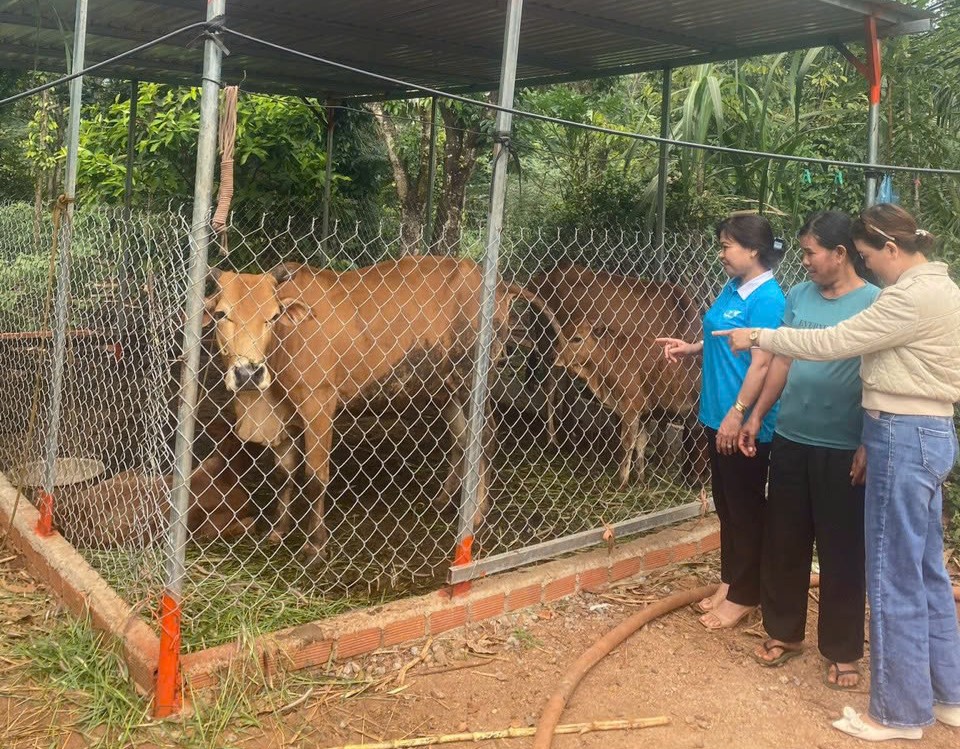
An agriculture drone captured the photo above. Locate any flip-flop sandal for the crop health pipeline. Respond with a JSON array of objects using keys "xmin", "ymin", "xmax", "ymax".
[
  {"xmin": 751, "ymin": 639, "xmax": 803, "ymax": 668},
  {"xmin": 824, "ymin": 661, "xmax": 861, "ymax": 690}
]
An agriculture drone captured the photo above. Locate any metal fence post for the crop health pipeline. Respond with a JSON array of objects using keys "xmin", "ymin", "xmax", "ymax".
[
  {"xmin": 423, "ymin": 96, "xmax": 439, "ymax": 251},
  {"xmin": 864, "ymin": 16, "xmax": 881, "ymax": 207},
  {"xmin": 155, "ymin": 0, "xmax": 226, "ymax": 719},
  {"xmin": 118, "ymin": 78, "xmax": 139, "ymax": 337},
  {"xmin": 451, "ymin": 0, "xmax": 524, "ymax": 590},
  {"xmin": 654, "ymin": 66, "xmax": 672, "ymax": 249},
  {"xmin": 321, "ymin": 101, "xmax": 335, "ymax": 249},
  {"xmin": 37, "ymin": 0, "xmax": 89, "ymax": 537}
]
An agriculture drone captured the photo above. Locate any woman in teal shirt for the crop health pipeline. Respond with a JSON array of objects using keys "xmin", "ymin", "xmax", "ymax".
[
  {"xmin": 658, "ymin": 214, "xmax": 785, "ymax": 629},
  {"xmin": 740, "ymin": 211, "xmax": 879, "ymax": 689}
]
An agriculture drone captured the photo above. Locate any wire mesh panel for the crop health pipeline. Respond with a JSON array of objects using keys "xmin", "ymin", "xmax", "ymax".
[
  {"xmin": 0, "ymin": 199, "xmax": 807, "ymax": 652},
  {"xmin": 0, "ymin": 200, "xmax": 189, "ymax": 606}
]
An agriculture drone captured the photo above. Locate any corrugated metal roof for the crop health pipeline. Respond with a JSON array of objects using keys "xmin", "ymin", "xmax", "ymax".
[{"xmin": 0, "ymin": 0, "xmax": 932, "ymax": 98}]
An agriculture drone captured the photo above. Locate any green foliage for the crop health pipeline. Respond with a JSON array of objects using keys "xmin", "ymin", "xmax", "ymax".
[
  {"xmin": 946, "ymin": 472, "xmax": 960, "ymax": 550},
  {"xmin": 541, "ymin": 170, "xmax": 650, "ymax": 232}
]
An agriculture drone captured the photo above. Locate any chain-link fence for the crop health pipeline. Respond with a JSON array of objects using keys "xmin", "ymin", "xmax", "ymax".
[{"xmin": 0, "ymin": 199, "xmax": 807, "ymax": 652}]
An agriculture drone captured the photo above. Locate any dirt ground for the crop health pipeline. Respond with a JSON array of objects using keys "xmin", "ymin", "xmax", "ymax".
[{"xmin": 2, "ymin": 552, "xmax": 959, "ymax": 749}]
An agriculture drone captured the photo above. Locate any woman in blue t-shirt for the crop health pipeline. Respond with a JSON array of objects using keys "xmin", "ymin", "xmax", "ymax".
[
  {"xmin": 657, "ymin": 214, "xmax": 785, "ymax": 629},
  {"xmin": 739, "ymin": 211, "xmax": 879, "ymax": 689}
]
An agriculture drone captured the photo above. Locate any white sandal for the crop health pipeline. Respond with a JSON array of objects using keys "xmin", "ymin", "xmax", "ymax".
[
  {"xmin": 831, "ymin": 707, "xmax": 922, "ymax": 742},
  {"xmin": 934, "ymin": 703, "xmax": 960, "ymax": 727}
]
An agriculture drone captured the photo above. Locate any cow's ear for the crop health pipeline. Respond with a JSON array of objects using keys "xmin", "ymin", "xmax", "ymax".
[
  {"xmin": 277, "ymin": 297, "xmax": 311, "ymax": 326},
  {"xmin": 270, "ymin": 262, "xmax": 303, "ymax": 284}
]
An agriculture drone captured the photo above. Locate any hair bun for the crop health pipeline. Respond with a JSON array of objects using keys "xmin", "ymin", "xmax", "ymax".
[{"xmin": 913, "ymin": 227, "xmax": 937, "ymax": 252}]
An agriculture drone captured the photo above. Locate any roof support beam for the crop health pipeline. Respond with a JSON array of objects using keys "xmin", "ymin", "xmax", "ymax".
[
  {"xmin": 522, "ymin": 1, "xmax": 729, "ymax": 53},
  {"xmin": 812, "ymin": 0, "xmax": 926, "ymax": 26},
  {"xmin": 0, "ymin": 10, "xmax": 176, "ymax": 47},
  {"xmin": 133, "ymin": 0, "xmax": 569, "ymax": 72}
]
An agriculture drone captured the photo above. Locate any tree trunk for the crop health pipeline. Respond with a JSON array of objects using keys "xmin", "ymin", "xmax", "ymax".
[
  {"xmin": 432, "ymin": 101, "xmax": 485, "ymax": 253},
  {"xmin": 368, "ymin": 102, "xmax": 433, "ymax": 254}
]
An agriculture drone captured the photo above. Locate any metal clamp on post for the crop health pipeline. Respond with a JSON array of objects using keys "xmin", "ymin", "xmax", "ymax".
[{"xmin": 187, "ymin": 15, "xmax": 230, "ymax": 57}]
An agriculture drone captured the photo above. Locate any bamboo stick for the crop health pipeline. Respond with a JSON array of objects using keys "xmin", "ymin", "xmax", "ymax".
[{"xmin": 321, "ymin": 716, "xmax": 669, "ymax": 749}]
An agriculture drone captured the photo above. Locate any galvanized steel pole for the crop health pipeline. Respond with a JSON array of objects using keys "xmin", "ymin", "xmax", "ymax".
[
  {"xmin": 423, "ymin": 96, "xmax": 439, "ymax": 251},
  {"xmin": 38, "ymin": 0, "xmax": 89, "ymax": 535},
  {"xmin": 123, "ymin": 79, "xmax": 138, "ymax": 213},
  {"xmin": 156, "ymin": 0, "xmax": 225, "ymax": 718},
  {"xmin": 321, "ymin": 102, "xmax": 335, "ymax": 247},
  {"xmin": 864, "ymin": 17, "xmax": 881, "ymax": 207},
  {"xmin": 654, "ymin": 66, "xmax": 672, "ymax": 247},
  {"xmin": 453, "ymin": 0, "xmax": 524, "ymax": 589},
  {"xmin": 865, "ymin": 104, "xmax": 880, "ymax": 206},
  {"xmin": 119, "ymin": 79, "xmax": 139, "ymax": 323}
]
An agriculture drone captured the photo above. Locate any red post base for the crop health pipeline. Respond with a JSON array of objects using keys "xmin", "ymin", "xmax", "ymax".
[
  {"xmin": 34, "ymin": 490, "xmax": 54, "ymax": 537},
  {"xmin": 451, "ymin": 535, "xmax": 474, "ymax": 596},
  {"xmin": 153, "ymin": 592, "xmax": 182, "ymax": 718}
]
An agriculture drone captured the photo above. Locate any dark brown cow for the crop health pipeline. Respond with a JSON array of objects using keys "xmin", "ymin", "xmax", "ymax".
[
  {"xmin": 527, "ymin": 262, "xmax": 707, "ymax": 486},
  {"xmin": 204, "ymin": 255, "xmax": 533, "ymax": 560},
  {"xmin": 54, "ymin": 439, "xmax": 256, "ymax": 549}
]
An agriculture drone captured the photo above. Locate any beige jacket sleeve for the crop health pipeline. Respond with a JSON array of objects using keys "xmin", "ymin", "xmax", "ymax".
[{"xmin": 757, "ymin": 285, "xmax": 919, "ymax": 361}]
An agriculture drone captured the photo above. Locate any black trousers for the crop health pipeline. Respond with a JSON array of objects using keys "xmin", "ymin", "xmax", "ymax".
[
  {"xmin": 761, "ymin": 434, "xmax": 866, "ymax": 663},
  {"xmin": 705, "ymin": 427, "xmax": 770, "ymax": 606}
]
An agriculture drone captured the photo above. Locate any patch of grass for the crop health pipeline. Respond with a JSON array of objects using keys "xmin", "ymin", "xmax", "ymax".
[
  {"xmin": 3, "ymin": 607, "xmax": 372, "ymax": 749},
  {"xmin": 511, "ymin": 627, "xmax": 543, "ymax": 650},
  {"xmin": 9, "ymin": 613, "xmax": 150, "ymax": 747}
]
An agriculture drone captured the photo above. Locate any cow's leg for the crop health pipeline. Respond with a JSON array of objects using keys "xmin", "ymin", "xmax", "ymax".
[
  {"xmin": 545, "ymin": 368, "xmax": 558, "ymax": 445},
  {"xmin": 297, "ymin": 395, "xmax": 337, "ymax": 562},
  {"xmin": 617, "ymin": 413, "xmax": 639, "ymax": 490},
  {"xmin": 435, "ymin": 396, "xmax": 467, "ymax": 510},
  {"xmin": 266, "ymin": 434, "xmax": 301, "ymax": 545},
  {"xmin": 632, "ymin": 419, "xmax": 651, "ymax": 486}
]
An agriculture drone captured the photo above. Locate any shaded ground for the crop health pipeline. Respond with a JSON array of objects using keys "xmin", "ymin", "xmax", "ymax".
[{"xmin": 1, "ymin": 549, "xmax": 958, "ymax": 749}]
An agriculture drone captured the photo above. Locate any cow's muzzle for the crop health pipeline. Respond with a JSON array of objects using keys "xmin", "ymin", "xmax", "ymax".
[{"xmin": 226, "ymin": 361, "xmax": 271, "ymax": 392}]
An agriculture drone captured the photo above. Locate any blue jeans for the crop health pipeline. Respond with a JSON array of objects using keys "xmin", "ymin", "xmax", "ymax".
[{"xmin": 862, "ymin": 411, "xmax": 960, "ymax": 728}]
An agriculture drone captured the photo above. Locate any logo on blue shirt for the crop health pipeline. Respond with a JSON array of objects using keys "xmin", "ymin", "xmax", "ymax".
[{"xmin": 722, "ymin": 309, "xmax": 744, "ymax": 320}]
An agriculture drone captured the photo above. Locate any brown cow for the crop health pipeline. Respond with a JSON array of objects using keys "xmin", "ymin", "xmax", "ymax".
[
  {"xmin": 526, "ymin": 262, "xmax": 707, "ymax": 486},
  {"xmin": 204, "ymin": 255, "xmax": 536, "ymax": 560}
]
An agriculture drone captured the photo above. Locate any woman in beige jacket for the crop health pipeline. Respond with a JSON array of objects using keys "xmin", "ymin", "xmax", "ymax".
[{"xmin": 717, "ymin": 203, "xmax": 960, "ymax": 742}]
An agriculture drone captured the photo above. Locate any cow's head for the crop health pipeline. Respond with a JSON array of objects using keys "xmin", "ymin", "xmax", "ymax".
[
  {"xmin": 204, "ymin": 265, "xmax": 310, "ymax": 392},
  {"xmin": 554, "ymin": 321, "xmax": 604, "ymax": 373}
]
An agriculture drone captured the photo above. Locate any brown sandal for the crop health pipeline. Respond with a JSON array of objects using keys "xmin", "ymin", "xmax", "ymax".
[
  {"xmin": 824, "ymin": 661, "xmax": 861, "ymax": 690},
  {"xmin": 752, "ymin": 639, "xmax": 803, "ymax": 668}
]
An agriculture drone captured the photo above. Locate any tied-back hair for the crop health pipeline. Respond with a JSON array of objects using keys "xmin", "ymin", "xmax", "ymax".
[
  {"xmin": 715, "ymin": 213, "xmax": 785, "ymax": 270},
  {"xmin": 852, "ymin": 203, "xmax": 938, "ymax": 255},
  {"xmin": 799, "ymin": 210, "xmax": 877, "ymax": 285}
]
